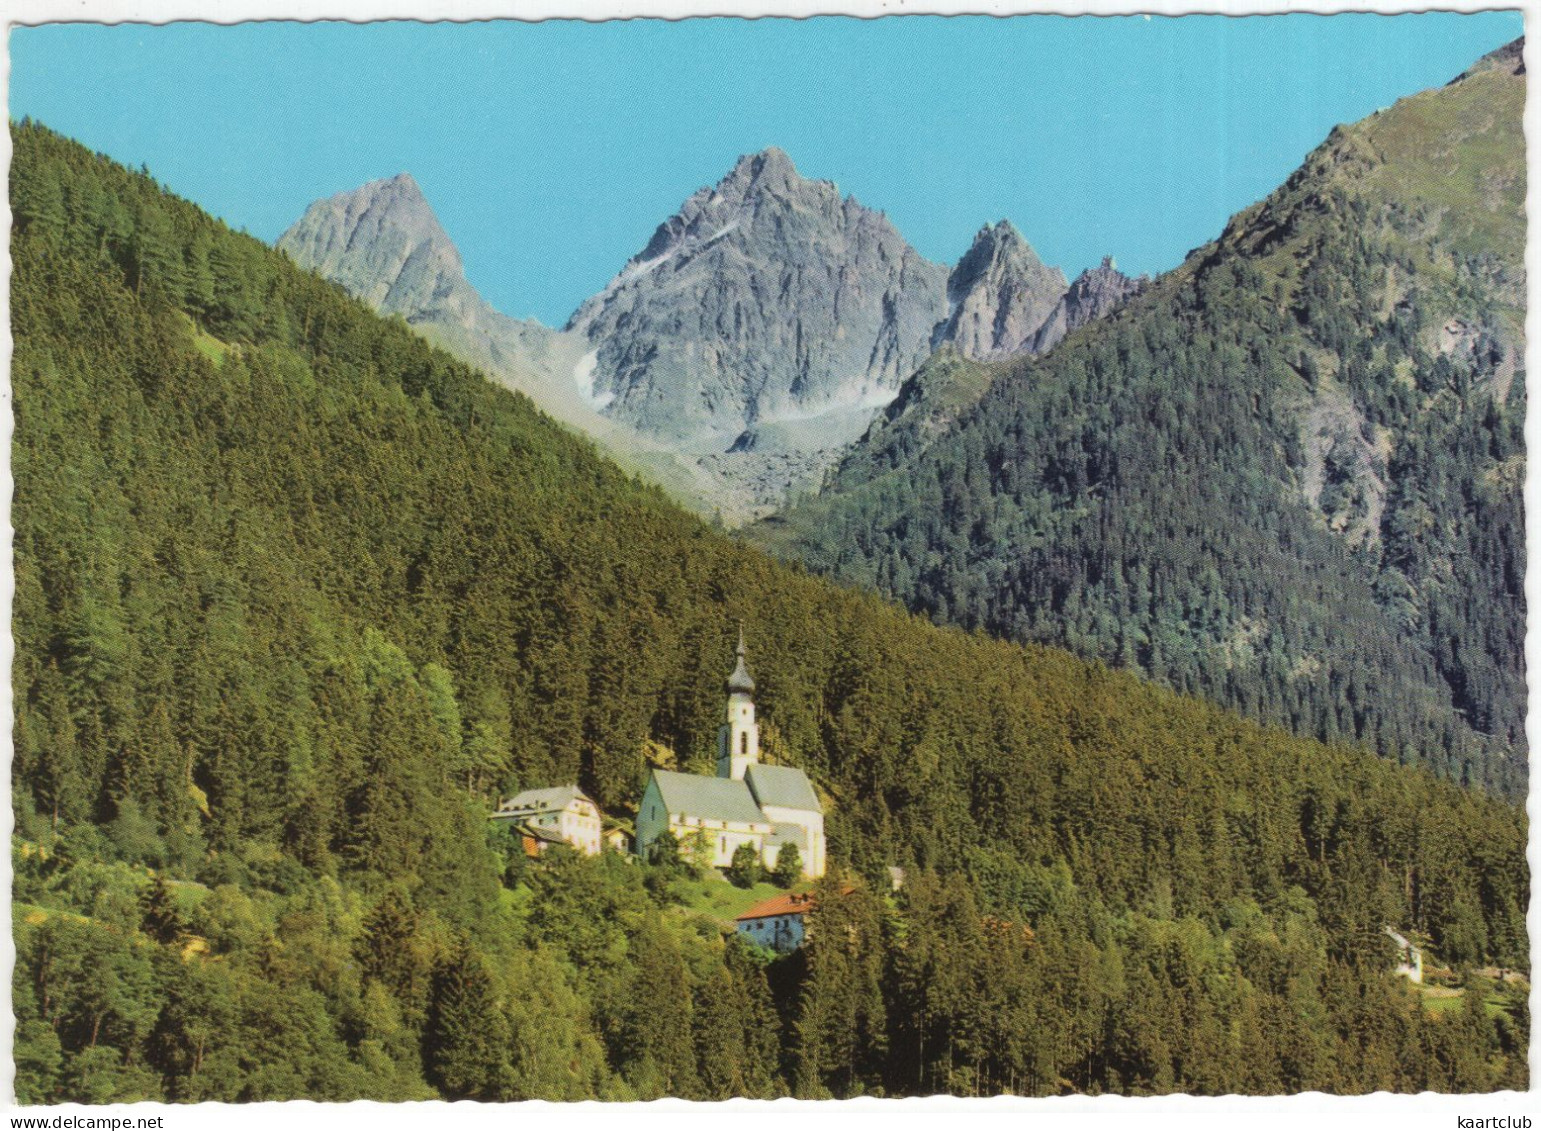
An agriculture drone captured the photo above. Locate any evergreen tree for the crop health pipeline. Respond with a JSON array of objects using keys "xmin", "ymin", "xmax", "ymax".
[
  {"xmin": 772, "ymin": 843, "xmax": 802, "ymax": 888},
  {"xmin": 139, "ymin": 874, "xmax": 183, "ymax": 944},
  {"xmin": 727, "ymin": 842, "xmax": 763, "ymax": 888},
  {"xmin": 424, "ymin": 938, "xmax": 510, "ymax": 1101}
]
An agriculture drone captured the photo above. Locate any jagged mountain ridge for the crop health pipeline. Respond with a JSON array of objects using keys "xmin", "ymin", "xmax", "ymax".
[
  {"xmin": 936, "ymin": 224, "xmax": 1146, "ymax": 362},
  {"xmin": 755, "ymin": 39, "xmax": 1527, "ymax": 796},
  {"xmin": 279, "ymin": 152, "xmax": 1135, "ymax": 520}
]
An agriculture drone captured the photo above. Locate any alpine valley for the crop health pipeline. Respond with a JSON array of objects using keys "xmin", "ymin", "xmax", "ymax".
[
  {"xmin": 8, "ymin": 33, "xmax": 1528, "ymax": 1107},
  {"xmin": 757, "ymin": 38, "xmax": 1528, "ymax": 798},
  {"xmin": 278, "ymin": 38, "xmax": 1525, "ymax": 799}
]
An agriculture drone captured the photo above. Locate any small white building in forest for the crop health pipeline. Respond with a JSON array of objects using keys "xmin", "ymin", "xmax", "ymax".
[
  {"xmin": 1384, "ymin": 926, "xmax": 1424, "ymax": 983},
  {"xmin": 492, "ymin": 784, "xmax": 603, "ymax": 856},
  {"xmin": 636, "ymin": 634, "xmax": 826, "ymax": 878}
]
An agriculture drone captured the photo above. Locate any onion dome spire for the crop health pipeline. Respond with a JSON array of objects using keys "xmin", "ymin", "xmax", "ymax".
[{"xmin": 727, "ymin": 627, "xmax": 756, "ymax": 695}]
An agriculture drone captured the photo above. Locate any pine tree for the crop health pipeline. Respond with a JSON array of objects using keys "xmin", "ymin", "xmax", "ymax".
[
  {"xmin": 139, "ymin": 874, "xmax": 183, "ymax": 944},
  {"xmin": 773, "ymin": 843, "xmax": 802, "ymax": 888},
  {"xmin": 424, "ymin": 938, "xmax": 510, "ymax": 1100}
]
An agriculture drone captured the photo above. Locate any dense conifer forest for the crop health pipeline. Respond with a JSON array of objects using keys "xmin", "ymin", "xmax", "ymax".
[
  {"xmin": 758, "ymin": 45, "xmax": 1526, "ymax": 798},
  {"xmin": 9, "ymin": 120, "xmax": 1528, "ymax": 1103}
]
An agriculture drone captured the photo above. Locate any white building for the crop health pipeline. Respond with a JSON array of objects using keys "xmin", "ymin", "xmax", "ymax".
[
  {"xmin": 492, "ymin": 784, "xmax": 603, "ymax": 856},
  {"xmin": 1384, "ymin": 926, "xmax": 1424, "ymax": 984},
  {"xmin": 636, "ymin": 633, "xmax": 827, "ymax": 878}
]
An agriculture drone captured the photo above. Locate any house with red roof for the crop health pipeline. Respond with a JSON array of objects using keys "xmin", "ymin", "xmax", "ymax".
[{"xmin": 735, "ymin": 890, "xmax": 818, "ymax": 952}]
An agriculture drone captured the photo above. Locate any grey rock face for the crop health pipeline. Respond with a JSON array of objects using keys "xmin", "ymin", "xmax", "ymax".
[
  {"xmin": 565, "ymin": 148, "xmax": 950, "ymax": 443},
  {"xmin": 278, "ymin": 173, "xmax": 485, "ymax": 327},
  {"xmin": 279, "ymin": 159, "xmax": 1138, "ymax": 524},
  {"xmin": 938, "ymin": 221, "xmax": 1067, "ymax": 361},
  {"xmin": 1027, "ymin": 257, "xmax": 1147, "ymax": 355}
]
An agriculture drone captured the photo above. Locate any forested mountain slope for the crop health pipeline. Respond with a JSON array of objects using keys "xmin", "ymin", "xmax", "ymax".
[
  {"xmin": 757, "ymin": 40, "xmax": 1526, "ymax": 796},
  {"xmin": 9, "ymin": 119, "xmax": 1527, "ymax": 1103},
  {"xmin": 276, "ymin": 173, "xmax": 720, "ymax": 513}
]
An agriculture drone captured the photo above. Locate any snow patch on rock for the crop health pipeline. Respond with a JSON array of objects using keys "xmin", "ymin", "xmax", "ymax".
[{"xmin": 574, "ymin": 349, "xmax": 612, "ymax": 410}]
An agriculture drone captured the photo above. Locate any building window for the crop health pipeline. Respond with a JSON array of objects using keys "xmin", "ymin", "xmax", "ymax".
[{"xmin": 741, "ymin": 731, "xmax": 748, "ymax": 756}]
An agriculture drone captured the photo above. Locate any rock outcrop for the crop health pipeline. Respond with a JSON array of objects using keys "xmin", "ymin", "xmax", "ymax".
[
  {"xmin": 1027, "ymin": 257, "xmax": 1147, "ymax": 355},
  {"xmin": 936, "ymin": 221, "xmax": 1067, "ymax": 361},
  {"xmin": 935, "ymin": 228, "xmax": 1144, "ymax": 362},
  {"xmin": 279, "ymin": 173, "xmax": 486, "ymax": 326},
  {"xmin": 277, "ymin": 173, "xmax": 580, "ymax": 388}
]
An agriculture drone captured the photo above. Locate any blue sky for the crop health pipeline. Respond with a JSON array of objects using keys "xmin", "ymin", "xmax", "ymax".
[{"xmin": 9, "ymin": 14, "xmax": 1524, "ymax": 326}]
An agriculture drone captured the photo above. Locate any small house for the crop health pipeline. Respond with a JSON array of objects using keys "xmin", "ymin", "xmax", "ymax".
[
  {"xmin": 513, "ymin": 823, "xmax": 570, "ymax": 859},
  {"xmin": 492, "ymin": 784, "xmax": 603, "ymax": 856},
  {"xmin": 603, "ymin": 826, "xmax": 632, "ymax": 854},
  {"xmin": 735, "ymin": 890, "xmax": 818, "ymax": 952}
]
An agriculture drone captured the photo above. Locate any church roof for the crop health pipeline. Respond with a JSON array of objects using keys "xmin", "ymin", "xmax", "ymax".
[
  {"xmin": 727, "ymin": 629, "xmax": 755, "ymax": 695},
  {"xmin": 745, "ymin": 763, "xmax": 821, "ymax": 812},
  {"xmin": 649, "ymin": 769, "xmax": 769, "ymax": 826}
]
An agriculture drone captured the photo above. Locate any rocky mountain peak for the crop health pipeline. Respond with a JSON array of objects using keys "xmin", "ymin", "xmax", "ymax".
[
  {"xmin": 565, "ymin": 149, "xmax": 948, "ymax": 445},
  {"xmin": 960, "ymin": 220, "xmax": 1040, "ymax": 266},
  {"xmin": 723, "ymin": 146, "xmax": 802, "ymax": 194},
  {"xmin": 938, "ymin": 220, "xmax": 1068, "ymax": 361},
  {"xmin": 278, "ymin": 173, "xmax": 478, "ymax": 325},
  {"xmin": 1025, "ymin": 257, "xmax": 1147, "ymax": 355},
  {"xmin": 1068, "ymin": 257, "xmax": 1144, "ymax": 308}
]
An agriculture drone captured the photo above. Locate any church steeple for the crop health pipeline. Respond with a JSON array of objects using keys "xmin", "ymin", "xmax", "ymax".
[
  {"xmin": 726, "ymin": 628, "xmax": 756, "ymax": 695},
  {"xmin": 718, "ymin": 628, "xmax": 760, "ymax": 779}
]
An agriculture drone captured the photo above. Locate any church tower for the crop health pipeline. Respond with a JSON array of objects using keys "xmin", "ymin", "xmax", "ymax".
[{"xmin": 717, "ymin": 630, "xmax": 760, "ymax": 780}]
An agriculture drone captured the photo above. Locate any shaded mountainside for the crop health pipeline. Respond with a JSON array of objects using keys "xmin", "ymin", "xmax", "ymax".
[
  {"xmin": 10, "ymin": 118, "xmax": 1526, "ymax": 1103},
  {"xmin": 757, "ymin": 40, "xmax": 1526, "ymax": 796}
]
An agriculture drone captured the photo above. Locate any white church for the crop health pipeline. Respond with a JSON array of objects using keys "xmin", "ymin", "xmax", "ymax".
[{"xmin": 635, "ymin": 633, "xmax": 827, "ymax": 878}]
